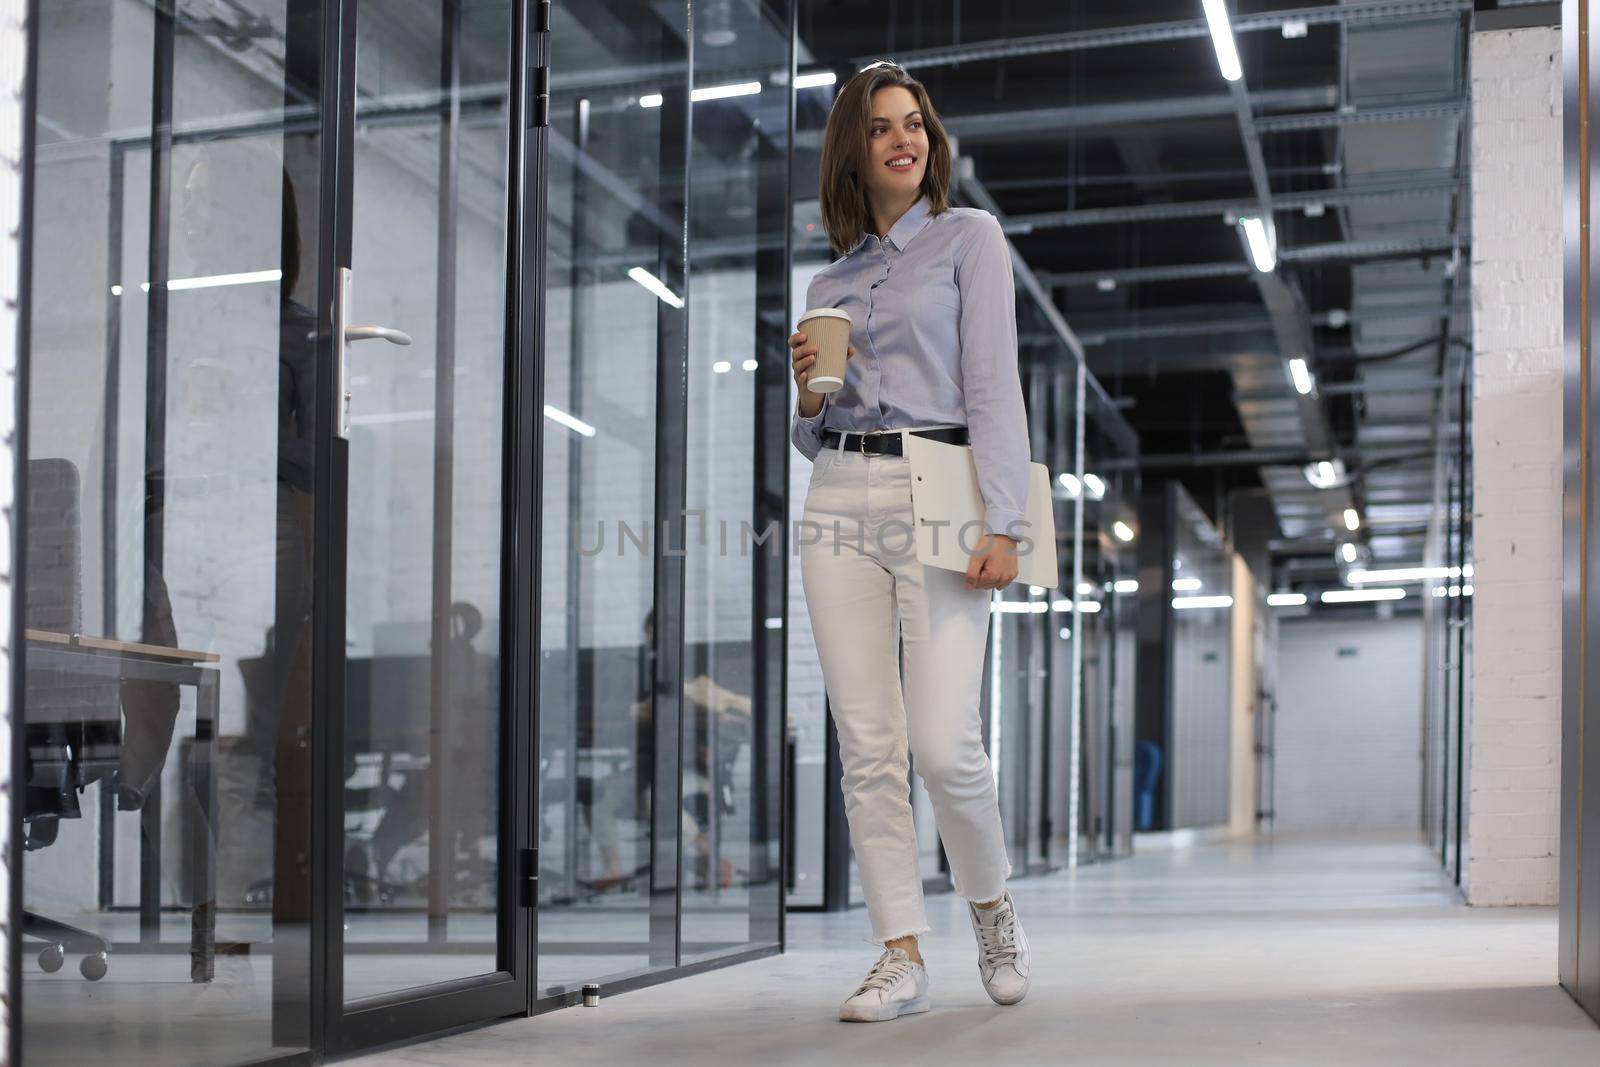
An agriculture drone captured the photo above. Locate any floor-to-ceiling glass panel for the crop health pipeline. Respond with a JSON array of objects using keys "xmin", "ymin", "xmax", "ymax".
[
  {"xmin": 785, "ymin": 263, "xmax": 829, "ymax": 908},
  {"xmin": 677, "ymin": 0, "xmax": 789, "ymax": 962},
  {"xmin": 1082, "ymin": 378, "xmax": 1139, "ymax": 861},
  {"xmin": 536, "ymin": 0, "xmax": 686, "ymax": 995},
  {"xmin": 340, "ymin": 0, "xmax": 515, "ymax": 1001},
  {"xmin": 22, "ymin": 2, "xmax": 323, "ymax": 1062}
]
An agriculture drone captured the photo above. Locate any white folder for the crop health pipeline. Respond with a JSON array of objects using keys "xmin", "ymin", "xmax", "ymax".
[{"xmin": 905, "ymin": 434, "xmax": 1059, "ymax": 589}]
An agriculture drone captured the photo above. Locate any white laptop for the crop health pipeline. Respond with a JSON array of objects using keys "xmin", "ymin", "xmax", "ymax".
[{"xmin": 904, "ymin": 434, "xmax": 1059, "ymax": 590}]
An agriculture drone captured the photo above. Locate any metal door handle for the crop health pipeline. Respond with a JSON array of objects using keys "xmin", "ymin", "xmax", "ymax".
[
  {"xmin": 345, "ymin": 324, "xmax": 412, "ymax": 346},
  {"xmin": 336, "ymin": 267, "xmax": 413, "ymax": 439}
]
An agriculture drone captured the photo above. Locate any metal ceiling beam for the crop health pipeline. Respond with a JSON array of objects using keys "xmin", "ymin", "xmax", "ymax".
[
  {"xmin": 860, "ymin": 1, "xmax": 1475, "ymax": 71},
  {"xmin": 940, "ymin": 86, "xmax": 1335, "ymax": 140},
  {"xmin": 1039, "ymin": 236, "xmax": 1462, "ymax": 288},
  {"xmin": 1072, "ymin": 299, "xmax": 1470, "ymax": 345},
  {"xmin": 1100, "ymin": 441, "xmax": 1457, "ymax": 470},
  {"xmin": 1234, "ymin": 376, "xmax": 1445, "ymax": 402},
  {"xmin": 1255, "ymin": 100, "xmax": 1465, "ymax": 131},
  {"xmin": 1000, "ymin": 175, "xmax": 1461, "ymax": 233}
]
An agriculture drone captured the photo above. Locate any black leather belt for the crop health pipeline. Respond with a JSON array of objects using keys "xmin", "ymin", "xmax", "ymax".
[{"xmin": 820, "ymin": 426, "xmax": 969, "ymax": 456}]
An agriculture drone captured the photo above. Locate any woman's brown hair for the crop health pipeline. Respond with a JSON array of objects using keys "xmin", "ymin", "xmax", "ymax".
[{"xmin": 818, "ymin": 61, "xmax": 952, "ymax": 255}]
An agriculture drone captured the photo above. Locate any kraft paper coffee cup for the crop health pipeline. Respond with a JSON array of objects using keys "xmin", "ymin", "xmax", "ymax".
[{"xmin": 799, "ymin": 308, "xmax": 852, "ymax": 394}]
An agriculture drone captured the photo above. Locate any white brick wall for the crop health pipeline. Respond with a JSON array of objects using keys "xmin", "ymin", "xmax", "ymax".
[
  {"xmin": 1273, "ymin": 618, "xmax": 1425, "ymax": 832},
  {"xmin": 1468, "ymin": 24, "xmax": 1563, "ymax": 907}
]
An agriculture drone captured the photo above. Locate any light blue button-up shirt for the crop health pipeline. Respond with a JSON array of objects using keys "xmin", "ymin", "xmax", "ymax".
[{"xmin": 792, "ymin": 195, "xmax": 1032, "ymax": 537}]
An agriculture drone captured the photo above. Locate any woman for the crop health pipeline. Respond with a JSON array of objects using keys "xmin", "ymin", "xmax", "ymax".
[{"xmin": 789, "ymin": 61, "xmax": 1033, "ymax": 1023}]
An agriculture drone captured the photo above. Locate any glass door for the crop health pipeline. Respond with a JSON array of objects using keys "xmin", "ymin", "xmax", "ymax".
[
  {"xmin": 322, "ymin": 0, "xmax": 536, "ymax": 1051},
  {"xmin": 19, "ymin": 2, "xmax": 333, "ymax": 1064}
]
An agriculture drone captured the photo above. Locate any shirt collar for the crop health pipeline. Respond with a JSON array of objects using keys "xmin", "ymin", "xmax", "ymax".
[{"xmin": 848, "ymin": 195, "xmax": 934, "ymax": 255}]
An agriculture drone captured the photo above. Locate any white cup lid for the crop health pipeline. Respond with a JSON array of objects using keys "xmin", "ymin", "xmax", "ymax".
[{"xmin": 799, "ymin": 307, "xmax": 852, "ymax": 324}]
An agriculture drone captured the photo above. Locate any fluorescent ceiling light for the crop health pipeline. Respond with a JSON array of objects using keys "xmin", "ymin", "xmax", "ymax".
[
  {"xmin": 628, "ymin": 266, "xmax": 684, "ymax": 308},
  {"xmin": 1463, "ymin": 584, "xmax": 1474, "ymax": 596},
  {"xmin": 1240, "ymin": 215, "xmax": 1276, "ymax": 272},
  {"xmin": 1058, "ymin": 472, "xmax": 1081, "ymax": 497},
  {"xmin": 764, "ymin": 617, "xmax": 783, "ymax": 629},
  {"xmin": 1078, "ymin": 600, "xmax": 1102, "ymax": 614},
  {"xmin": 1340, "ymin": 542, "xmax": 1358, "ymax": 563},
  {"xmin": 639, "ymin": 93, "xmax": 664, "ymax": 108},
  {"xmin": 741, "ymin": 358, "xmax": 758, "ymax": 371},
  {"xmin": 141, "ymin": 268, "xmax": 282, "ymax": 292},
  {"xmin": 1343, "ymin": 508, "xmax": 1360, "ymax": 532},
  {"xmin": 1058, "ymin": 627, "xmax": 1072, "ymax": 640},
  {"xmin": 1201, "ymin": 0, "xmax": 1244, "ymax": 81},
  {"xmin": 1173, "ymin": 595, "xmax": 1234, "ymax": 610},
  {"xmin": 1281, "ymin": 18, "xmax": 1308, "ymax": 38},
  {"xmin": 1113, "ymin": 520, "xmax": 1136, "ymax": 542},
  {"xmin": 1304, "ymin": 458, "xmax": 1345, "ymax": 489},
  {"xmin": 794, "ymin": 71, "xmax": 838, "ymax": 89},
  {"xmin": 1113, "ymin": 578, "xmax": 1139, "ymax": 594},
  {"xmin": 1463, "ymin": 563, "xmax": 1475, "ymax": 578},
  {"xmin": 1287, "ymin": 356, "xmax": 1314, "ymax": 395},
  {"xmin": 110, "ymin": 284, "xmax": 123, "ymax": 296},
  {"xmin": 1051, "ymin": 599, "xmax": 1072, "ymax": 612},
  {"xmin": 1266, "ymin": 591, "xmax": 1307, "ymax": 607},
  {"xmin": 1321, "ymin": 587, "xmax": 1405, "ymax": 604},
  {"xmin": 1077, "ymin": 582, "xmax": 1095, "ymax": 595},
  {"xmin": 693, "ymin": 80, "xmax": 762, "ymax": 102},
  {"xmin": 544, "ymin": 404, "xmax": 596, "ymax": 437},
  {"xmin": 1083, "ymin": 473, "xmax": 1106, "ymax": 499},
  {"xmin": 1172, "ymin": 576, "xmax": 1203, "ymax": 592},
  {"xmin": 994, "ymin": 601, "xmax": 1048, "ymax": 614},
  {"xmin": 1029, "ymin": 585, "xmax": 1046, "ymax": 597},
  {"xmin": 1348, "ymin": 566, "xmax": 1452, "ymax": 584},
  {"xmin": 1447, "ymin": 585, "xmax": 1461, "ymax": 598},
  {"xmin": 712, "ymin": 360, "xmax": 732, "ymax": 373}
]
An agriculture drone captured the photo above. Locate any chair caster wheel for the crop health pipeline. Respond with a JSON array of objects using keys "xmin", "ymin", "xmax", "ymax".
[
  {"xmin": 79, "ymin": 952, "xmax": 107, "ymax": 981},
  {"xmin": 38, "ymin": 944, "xmax": 64, "ymax": 973}
]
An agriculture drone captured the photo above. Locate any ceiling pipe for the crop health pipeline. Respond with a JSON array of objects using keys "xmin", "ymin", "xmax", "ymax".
[
  {"xmin": 855, "ymin": 1, "xmax": 1479, "ymax": 71},
  {"xmin": 999, "ymin": 176, "xmax": 1461, "ymax": 233}
]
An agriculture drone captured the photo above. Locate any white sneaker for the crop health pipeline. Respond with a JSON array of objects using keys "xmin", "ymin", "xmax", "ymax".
[
  {"xmin": 969, "ymin": 890, "xmax": 1030, "ymax": 1005},
  {"xmin": 838, "ymin": 947, "xmax": 931, "ymax": 1022}
]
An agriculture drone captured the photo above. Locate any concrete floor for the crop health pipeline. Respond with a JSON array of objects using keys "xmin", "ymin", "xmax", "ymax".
[{"xmin": 356, "ymin": 833, "xmax": 1600, "ymax": 1067}]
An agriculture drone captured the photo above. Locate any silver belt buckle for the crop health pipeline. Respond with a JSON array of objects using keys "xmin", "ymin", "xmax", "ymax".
[{"xmin": 862, "ymin": 429, "xmax": 887, "ymax": 455}]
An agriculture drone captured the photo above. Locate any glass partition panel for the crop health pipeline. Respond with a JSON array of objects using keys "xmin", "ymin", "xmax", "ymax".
[
  {"xmin": 22, "ymin": 2, "xmax": 324, "ymax": 1062},
  {"xmin": 339, "ymin": 0, "xmax": 515, "ymax": 1001},
  {"xmin": 536, "ymin": 0, "xmax": 686, "ymax": 995},
  {"xmin": 679, "ymin": 0, "xmax": 789, "ymax": 961}
]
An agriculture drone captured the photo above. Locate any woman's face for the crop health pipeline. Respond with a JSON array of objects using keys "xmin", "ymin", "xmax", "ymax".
[{"xmin": 861, "ymin": 85, "xmax": 929, "ymax": 206}]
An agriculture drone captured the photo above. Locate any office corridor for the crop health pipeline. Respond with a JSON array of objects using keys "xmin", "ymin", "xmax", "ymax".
[{"xmin": 357, "ymin": 835, "xmax": 1593, "ymax": 1066}]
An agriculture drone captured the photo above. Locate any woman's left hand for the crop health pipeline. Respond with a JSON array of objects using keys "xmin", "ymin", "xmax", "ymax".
[{"xmin": 965, "ymin": 533, "xmax": 1019, "ymax": 591}]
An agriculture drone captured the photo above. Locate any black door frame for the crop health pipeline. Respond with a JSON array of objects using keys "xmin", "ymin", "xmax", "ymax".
[{"xmin": 312, "ymin": 0, "xmax": 541, "ymax": 1053}]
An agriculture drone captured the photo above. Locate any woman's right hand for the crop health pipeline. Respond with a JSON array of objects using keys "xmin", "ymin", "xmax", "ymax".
[{"xmin": 790, "ymin": 330, "xmax": 856, "ymax": 419}]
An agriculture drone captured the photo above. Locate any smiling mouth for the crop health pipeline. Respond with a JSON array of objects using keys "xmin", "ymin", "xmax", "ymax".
[{"xmin": 886, "ymin": 155, "xmax": 917, "ymax": 170}]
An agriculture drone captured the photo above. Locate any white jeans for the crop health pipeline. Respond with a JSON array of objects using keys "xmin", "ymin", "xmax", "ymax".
[{"xmin": 799, "ymin": 430, "xmax": 1013, "ymax": 944}]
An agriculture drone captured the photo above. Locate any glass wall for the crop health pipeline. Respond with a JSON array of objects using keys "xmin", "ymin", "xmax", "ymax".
[
  {"xmin": 536, "ymin": 0, "xmax": 788, "ymax": 996},
  {"xmin": 338, "ymin": 0, "xmax": 516, "ymax": 1001},
  {"xmin": 21, "ymin": 2, "xmax": 324, "ymax": 1062},
  {"xmin": 679, "ymin": 0, "xmax": 789, "ymax": 963}
]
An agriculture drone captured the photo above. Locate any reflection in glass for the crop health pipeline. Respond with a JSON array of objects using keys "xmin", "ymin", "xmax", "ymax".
[
  {"xmin": 340, "ymin": 0, "xmax": 514, "ymax": 1000},
  {"xmin": 23, "ymin": 2, "xmax": 318, "ymax": 1062},
  {"xmin": 536, "ymin": 1, "xmax": 683, "ymax": 994},
  {"xmin": 679, "ymin": 0, "xmax": 789, "ymax": 963}
]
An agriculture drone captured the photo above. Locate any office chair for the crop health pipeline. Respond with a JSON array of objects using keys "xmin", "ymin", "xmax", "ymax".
[{"xmin": 21, "ymin": 458, "xmax": 118, "ymax": 980}]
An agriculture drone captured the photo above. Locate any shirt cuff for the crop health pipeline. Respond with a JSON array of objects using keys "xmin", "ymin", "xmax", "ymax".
[{"xmin": 984, "ymin": 506, "xmax": 1029, "ymax": 540}]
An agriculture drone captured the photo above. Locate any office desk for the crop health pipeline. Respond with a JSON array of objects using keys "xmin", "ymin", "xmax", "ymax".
[{"xmin": 25, "ymin": 628, "xmax": 220, "ymax": 982}]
